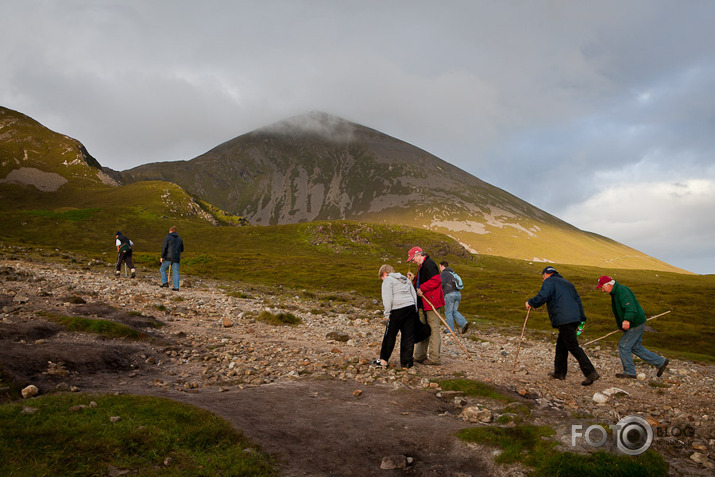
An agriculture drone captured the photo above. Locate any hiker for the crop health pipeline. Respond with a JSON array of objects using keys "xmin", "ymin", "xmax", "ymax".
[
  {"xmin": 114, "ymin": 231, "xmax": 136, "ymax": 278},
  {"xmin": 160, "ymin": 226, "xmax": 184, "ymax": 291},
  {"xmin": 406, "ymin": 246, "xmax": 445, "ymax": 365},
  {"xmin": 596, "ymin": 276, "xmax": 669, "ymax": 379},
  {"xmin": 525, "ymin": 266, "xmax": 600, "ymax": 386},
  {"xmin": 373, "ymin": 264, "xmax": 418, "ymax": 369},
  {"xmin": 439, "ymin": 261, "xmax": 469, "ymax": 334}
]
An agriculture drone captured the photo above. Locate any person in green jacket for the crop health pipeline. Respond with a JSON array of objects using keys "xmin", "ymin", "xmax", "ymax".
[{"xmin": 596, "ymin": 276, "xmax": 669, "ymax": 379}]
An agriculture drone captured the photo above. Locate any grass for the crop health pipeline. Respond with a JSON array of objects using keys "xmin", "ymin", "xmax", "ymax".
[
  {"xmin": 0, "ymin": 181, "xmax": 713, "ymax": 361},
  {"xmin": 437, "ymin": 378, "xmax": 516, "ymax": 403},
  {"xmin": 456, "ymin": 425, "xmax": 668, "ymax": 476},
  {"xmin": 533, "ymin": 450, "xmax": 668, "ymax": 477},
  {"xmin": 24, "ymin": 207, "xmax": 101, "ymax": 222},
  {"xmin": 457, "ymin": 424, "xmax": 556, "ymax": 463},
  {"xmin": 0, "ymin": 393, "xmax": 275, "ymax": 476},
  {"xmin": 39, "ymin": 312, "xmax": 146, "ymax": 340},
  {"xmin": 454, "ymin": 256, "xmax": 715, "ymax": 363},
  {"xmin": 256, "ymin": 311, "xmax": 302, "ymax": 326}
]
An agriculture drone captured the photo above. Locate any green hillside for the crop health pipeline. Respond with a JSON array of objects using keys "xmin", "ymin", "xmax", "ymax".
[
  {"xmin": 0, "ymin": 107, "xmax": 113, "ymax": 189},
  {"xmin": 2, "ymin": 105, "xmax": 712, "ymax": 361},
  {"xmin": 1, "ymin": 195, "xmax": 712, "ymax": 362}
]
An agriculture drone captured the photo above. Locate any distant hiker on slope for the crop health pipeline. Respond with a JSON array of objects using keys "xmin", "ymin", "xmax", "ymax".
[
  {"xmin": 406, "ymin": 246, "xmax": 445, "ymax": 366},
  {"xmin": 439, "ymin": 261, "xmax": 469, "ymax": 334},
  {"xmin": 373, "ymin": 264, "xmax": 418, "ymax": 369},
  {"xmin": 526, "ymin": 266, "xmax": 600, "ymax": 386},
  {"xmin": 114, "ymin": 231, "xmax": 135, "ymax": 279},
  {"xmin": 160, "ymin": 226, "xmax": 184, "ymax": 291},
  {"xmin": 596, "ymin": 275, "xmax": 669, "ymax": 379}
]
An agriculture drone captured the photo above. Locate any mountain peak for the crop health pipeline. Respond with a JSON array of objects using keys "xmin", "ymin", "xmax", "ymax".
[
  {"xmin": 118, "ymin": 111, "xmax": 686, "ymax": 272},
  {"xmin": 257, "ymin": 111, "xmax": 360, "ymax": 142}
]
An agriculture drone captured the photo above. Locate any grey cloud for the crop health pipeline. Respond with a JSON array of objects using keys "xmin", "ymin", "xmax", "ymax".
[{"xmin": 1, "ymin": 0, "xmax": 714, "ymax": 273}]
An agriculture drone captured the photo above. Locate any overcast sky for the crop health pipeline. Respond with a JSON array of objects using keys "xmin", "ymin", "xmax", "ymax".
[{"xmin": 2, "ymin": 1, "xmax": 713, "ymax": 274}]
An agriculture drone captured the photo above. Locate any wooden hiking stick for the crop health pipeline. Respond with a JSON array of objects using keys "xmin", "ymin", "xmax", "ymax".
[
  {"xmin": 512, "ymin": 308, "xmax": 530, "ymax": 374},
  {"xmin": 582, "ymin": 310, "xmax": 671, "ymax": 346},
  {"xmin": 422, "ymin": 296, "xmax": 472, "ymax": 359}
]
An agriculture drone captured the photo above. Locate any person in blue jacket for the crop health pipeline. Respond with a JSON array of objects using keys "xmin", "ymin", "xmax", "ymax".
[
  {"xmin": 526, "ymin": 266, "xmax": 600, "ymax": 386},
  {"xmin": 160, "ymin": 226, "xmax": 184, "ymax": 291}
]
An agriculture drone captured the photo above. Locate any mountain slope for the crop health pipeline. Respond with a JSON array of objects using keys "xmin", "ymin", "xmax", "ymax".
[
  {"xmin": 0, "ymin": 106, "xmax": 118, "ymax": 191},
  {"xmin": 0, "ymin": 106, "xmax": 246, "ymax": 228},
  {"xmin": 121, "ymin": 112, "xmax": 687, "ymax": 273}
]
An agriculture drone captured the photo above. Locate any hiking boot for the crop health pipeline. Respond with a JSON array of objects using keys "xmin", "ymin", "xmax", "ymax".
[
  {"xmin": 171, "ymin": 288, "xmax": 179, "ymax": 291},
  {"xmin": 115, "ymin": 271, "xmax": 120, "ymax": 278},
  {"xmin": 371, "ymin": 359, "xmax": 387, "ymax": 368},
  {"xmin": 615, "ymin": 373, "xmax": 637, "ymax": 379},
  {"xmin": 656, "ymin": 358, "xmax": 669, "ymax": 377},
  {"xmin": 130, "ymin": 269, "xmax": 136, "ymax": 279},
  {"xmin": 461, "ymin": 322, "xmax": 470, "ymax": 334},
  {"xmin": 581, "ymin": 372, "xmax": 600, "ymax": 386},
  {"xmin": 160, "ymin": 283, "xmax": 169, "ymax": 288},
  {"xmin": 548, "ymin": 372, "xmax": 565, "ymax": 380}
]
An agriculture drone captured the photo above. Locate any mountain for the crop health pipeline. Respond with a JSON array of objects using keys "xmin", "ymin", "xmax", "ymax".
[
  {"xmin": 0, "ymin": 106, "xmax": 246, "ymax": 228},
  {"xmin": 120, "ymin": 112, "xmax": 687, "ymax": 272},
  {"xmin": 0, "ymin": 107, "xmax": 118, "ymax": 191}
]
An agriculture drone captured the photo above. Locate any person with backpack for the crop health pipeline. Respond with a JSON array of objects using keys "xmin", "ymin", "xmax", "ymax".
[
  {"xmin": 439, "ymin": 261, "xmax": 469, "ymax": 334},
  {"xmin": 160, "ymin": 225, "xmax": 184, "ymax": 291},
  {"xmin": 373, "ymin": 264, "xmax": 418, "ymax": 369},
  {"xmin": 114, "ymin": 231, "xmax": 135, "ymax": 278}
]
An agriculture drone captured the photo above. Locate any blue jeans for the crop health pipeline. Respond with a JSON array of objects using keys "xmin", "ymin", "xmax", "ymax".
[
  {"xmin": 618, "ymin": 323, "xmax": 665, "ymax": 375},
  {"xmin": 160, "ymin": 261, "xmax": 180, "ymax": 289},
  {"xmin": 444, "ymin": 292, "xmax": 467, "ymax": 332}
]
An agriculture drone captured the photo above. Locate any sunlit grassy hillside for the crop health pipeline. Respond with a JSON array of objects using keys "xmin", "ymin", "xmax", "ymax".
[{"xmin": 1, "ymin": 186, "xmax": 712, "ymax": 362}]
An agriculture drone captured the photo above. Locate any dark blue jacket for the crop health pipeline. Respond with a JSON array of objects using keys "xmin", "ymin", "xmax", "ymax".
[
  {"xmin": 161, "ymin": 232, "xmax": 184, "ymax": 262},
  {"xmin": 528, "ymin": 273, "xmax": 586, "ymax": 328}
]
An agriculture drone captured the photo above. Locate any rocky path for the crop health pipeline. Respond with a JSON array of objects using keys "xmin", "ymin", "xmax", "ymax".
[{"xmin": 1, "ymin": 257, "xmax": 713, "ymax": 475}]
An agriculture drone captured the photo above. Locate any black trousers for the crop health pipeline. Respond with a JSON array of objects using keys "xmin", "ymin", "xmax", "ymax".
[
  {"xmin": 379, "ymin": 306, "xmax": 417, "ymax": 368},
  {"xmin": 115, "ymin": 249, "xmax": 134, "ymax": 271},
  {"xmin": 554, "ymin": 322, "xmax": 596, "ymax": 377}
]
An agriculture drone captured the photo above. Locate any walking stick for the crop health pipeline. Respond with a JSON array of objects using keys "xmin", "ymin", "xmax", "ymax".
[
  {"xmin": 582, "ymin": 310, "xmax": 671, "ymax": 346},
  {"xmin": 512, "ymin": 308, "xmax": 530, "ymax": 374},
  {"xmin": 422, "ymin": 296, "xmax": 472, "ymax": 359}
]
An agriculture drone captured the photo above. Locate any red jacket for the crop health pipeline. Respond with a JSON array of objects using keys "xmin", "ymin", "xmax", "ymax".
[{"xmin": 414, "ymin": 255, "xmax": 445, "ymax": 311}]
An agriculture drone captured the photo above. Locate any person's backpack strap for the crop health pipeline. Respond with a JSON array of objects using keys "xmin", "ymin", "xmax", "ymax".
[{"xmin": 450, "ymin": 271, "xmax": 464, "ymax": 290}]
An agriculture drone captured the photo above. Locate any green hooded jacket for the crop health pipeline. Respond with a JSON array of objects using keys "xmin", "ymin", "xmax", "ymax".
[{"xmin": 610, "ymin": 281, "xmax": 646, "ymax": 328}]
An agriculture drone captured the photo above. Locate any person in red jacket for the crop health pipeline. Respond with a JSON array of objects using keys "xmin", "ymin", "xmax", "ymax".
[{"xmin": 406, "ymin": 246, "xmax": 445, "ymax": 365}]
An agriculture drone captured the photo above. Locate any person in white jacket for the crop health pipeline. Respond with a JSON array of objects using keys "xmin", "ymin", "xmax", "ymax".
[{"xmin": 374, "ymin": 264, "xmax": 419, "ymax": 368}]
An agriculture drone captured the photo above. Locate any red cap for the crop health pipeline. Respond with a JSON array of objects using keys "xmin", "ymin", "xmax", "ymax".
[
  {"xmin": 596, "ymin": 275, "xmax": 613, "ymax": 289},
  {"xmin": 407, "ymin": 246, "xmax": 423, "ymax": 262}
]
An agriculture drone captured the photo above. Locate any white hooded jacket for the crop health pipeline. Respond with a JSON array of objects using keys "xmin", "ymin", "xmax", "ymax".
[{"xmin": 381, "ymin": 272, "xmax": 418, "ymax": 319}]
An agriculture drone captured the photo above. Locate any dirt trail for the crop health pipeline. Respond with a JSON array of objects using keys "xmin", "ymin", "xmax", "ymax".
[{"xmin": 1, "ymin": 258, "xmax": 713, "ymax": 475}]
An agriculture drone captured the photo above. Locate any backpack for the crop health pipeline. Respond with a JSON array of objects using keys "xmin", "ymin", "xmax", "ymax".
[
  {"xmin": 450, "ymin": 271, "xmax": 464, "ymax": 290},
  {"xmin": 117, "ymin": 234, "xmax": 132, "ymax": 253}
]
